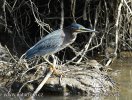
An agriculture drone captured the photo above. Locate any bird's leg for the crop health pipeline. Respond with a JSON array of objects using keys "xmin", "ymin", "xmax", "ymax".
[
  {"xmin": 51, "ymin": 55, "xmax": 64, "ymax": 76},
  {"xmin": 43, "ymin": 56, "xmax": 56, "ymax": 71},
  {"xmin": 44, "ymin": 55, "xmax": 62, "ymax": 76},
  {"xmin": 44, "ymin": 56, "xmax": 53, "ymax": 66},
  {"xmin": 50, "ymin": 54, "xmax": 57, "ymax": 73},
  {"xmin": 52, "ymin": 55, "xmax": 63, "ymax": 85},
  {"xmin": 44, "ymin": 56, "xmax": 60, "ymax": 76},
  {"xmin": 51, "ymin": 54, "xmax": 62, "ymax": 76},
  {"xmin": 51, "ymin": 55, "xmax": 62, "ymax": 70}
]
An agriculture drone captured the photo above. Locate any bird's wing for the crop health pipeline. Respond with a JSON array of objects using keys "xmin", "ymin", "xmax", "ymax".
[
  {"xmin": 25, "ymin": 30, "xmax": 64, "ymax": 59},
  {"xmin": 35, "ymin": 33, "xmax": 64, "ymax": 51}
]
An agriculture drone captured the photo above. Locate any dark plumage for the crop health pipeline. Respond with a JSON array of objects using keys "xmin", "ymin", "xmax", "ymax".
[{"xmin": 24, "ymin": 23, "xmax": 97, "ymax": 59}]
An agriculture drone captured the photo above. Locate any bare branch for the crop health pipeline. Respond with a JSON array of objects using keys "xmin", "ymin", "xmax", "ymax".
[
  {"xmin": 29, "ymin": 0, "xmax": 51, "ymax": 33},
  {"xmin": 71, "ymin": 0, "xmax": 76, "ymax": 22},
  {"xmin": 114, "ymin": 0, "xmax": 123, "ymax": 56},
  {"xmin": 123, "ymin": 0, "xmax": 132, "ymax": 15},
  {"xmin": 83, "ymin": 0, "xmax": 89, "ymax": 20},
  {"xmin": 60, "ymin": 0, "xmax": 64, "ymax": 29}
]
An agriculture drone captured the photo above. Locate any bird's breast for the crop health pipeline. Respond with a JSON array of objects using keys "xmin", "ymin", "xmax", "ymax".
[{"xmin": 62, "ymin": 34, "xmax": 77, "ymax": 47}]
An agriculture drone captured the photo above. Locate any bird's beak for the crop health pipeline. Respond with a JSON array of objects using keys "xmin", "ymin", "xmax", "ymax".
[{"xmin": 80, "ymin": 28, "xmax": 98, "ymax": 33}]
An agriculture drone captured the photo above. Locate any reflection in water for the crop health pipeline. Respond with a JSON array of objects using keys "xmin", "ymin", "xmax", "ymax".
[{"xmin": 0, "ymin": 58, "xmax": 132, "ymax": 100}]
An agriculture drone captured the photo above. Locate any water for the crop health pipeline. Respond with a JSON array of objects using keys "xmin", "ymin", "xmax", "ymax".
[
  {"xmin": 0, "ymin": 57, "xmax": 132, "ymax": 100},
  {"xmin": 109, "ymin": 57, "xmax": 132, "ymax": 100}
]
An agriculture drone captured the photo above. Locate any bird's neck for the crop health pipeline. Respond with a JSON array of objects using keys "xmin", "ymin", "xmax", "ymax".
[{"xmin": 63, "ymin": 27, "xmax": 77, "ymax": 44}]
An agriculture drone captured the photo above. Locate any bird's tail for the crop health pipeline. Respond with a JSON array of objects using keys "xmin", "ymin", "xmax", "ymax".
[
  {"xmin": 24, "ymin": 50, "xmax": 34, "ymax": 59},
  {"xmin": 20, "ymin": 53, "xmax": 26, "ymax": 59},
  {"xmin": 21, "ymin": 48, "xmax": 37, "ymax": 59}
]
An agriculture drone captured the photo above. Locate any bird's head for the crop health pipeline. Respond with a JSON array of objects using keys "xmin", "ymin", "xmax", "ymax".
[{"xmin": 69, "ymin": 23, "xmax": 98, "ymax": 34}]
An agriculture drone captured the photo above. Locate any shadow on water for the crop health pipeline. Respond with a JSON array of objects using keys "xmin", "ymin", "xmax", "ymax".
[{"xmin": 0, "ymin": 57, "xmax": 132, "ymax": 100}]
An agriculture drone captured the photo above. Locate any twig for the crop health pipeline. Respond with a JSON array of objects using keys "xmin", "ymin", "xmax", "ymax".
[
  {"xmin": 76, "ymin": 2, "xmax": 100, "ymax": 63},
  {"xmin": 114, "ymin": 0, "xmax": 123, "ymax": 56},
  {"xmin": 5, "ymin": 46, "xmax": 17, "ymax": 62},
  {"xmin": 60, "ymin": 0, "xmax": 64, "ymax": 29},
  {"xmin": 18, "ymin": 80, "xmax": 35, "ymax": 94},
  {"xmin": 21, "ymin": 65, "xmax": 37, "ymax": 79},
  {"xmin": 68, "ymin": 45, "xmax": 78, "ymax": 55},
  {"xmin": 76, "ymin": 33, "xmax": 95, "ymax": 63},
  {"xmin": 32, "ymin": 54, "xmax": 57, "ymax": 97},
  {"xmin": 83, "ymin": 0, "xmax": 89, "ymax": 20},
  {"xmin": 29, "ymin": 0, "xmax": 51, "ymax": 33},
  {"xmin": 123, "ymin": 0, "xmax": 132, "ymax": 15},
  {"xmin": 105, "ymin": 58, "xmax": 112, "ymax": 67},
  {"xmin": 32, "ymin": 69, "xmax": 53, "ymax": 97},
  {"xmin": 64, "ymin": 49, "xmax": 83, "ymax": 65},
  {"xmin": 87, "ymin": 33, "xmax": 104, "ymax": 52},
  {"xmin": 71, "ymin": 0, "xmax": 76, "ymax": 22},
  {"xmin": 12, "ymin": 0, "xmax": 18, "ymax": 10},
  {"xmin": 3, "ymin": 0, "xmax": 7, "ymax": 30}
]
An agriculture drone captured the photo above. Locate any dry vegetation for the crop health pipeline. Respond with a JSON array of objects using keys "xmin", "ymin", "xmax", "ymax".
[{"xmin": 0, "ymin": 0, "xmax": 131, "ymax": 96}]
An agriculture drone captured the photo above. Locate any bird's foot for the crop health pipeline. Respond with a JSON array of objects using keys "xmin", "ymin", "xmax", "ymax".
[{"xmin": 49, "ymin": 65, "xmax": 64, "ymax": 77}]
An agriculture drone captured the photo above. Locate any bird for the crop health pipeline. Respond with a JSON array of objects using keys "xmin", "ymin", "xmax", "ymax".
[{"xmin": 24, "ymin": 23, "xmax": 98, "ymax": 73}]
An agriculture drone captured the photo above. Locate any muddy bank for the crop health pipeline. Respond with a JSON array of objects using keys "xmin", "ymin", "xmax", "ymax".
[{"xmin": 0, "ymin": 44, "xmax": 116, "ymax": 96}]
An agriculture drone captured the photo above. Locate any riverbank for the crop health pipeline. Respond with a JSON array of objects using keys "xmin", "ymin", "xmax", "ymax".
[{"xmin": 0, "ymin": 43, "xmax": 116, "ymax": 96}]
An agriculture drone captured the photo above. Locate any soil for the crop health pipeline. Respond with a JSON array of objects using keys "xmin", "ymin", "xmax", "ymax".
[{"xmin": 0, "ymin": 43, "xmax": 116, "ymax": 96}]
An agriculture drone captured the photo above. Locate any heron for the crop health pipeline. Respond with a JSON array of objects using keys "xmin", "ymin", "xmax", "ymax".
[{"xmin": 24, "ymin": 23, "xmax": 98, "ymax": 73}]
